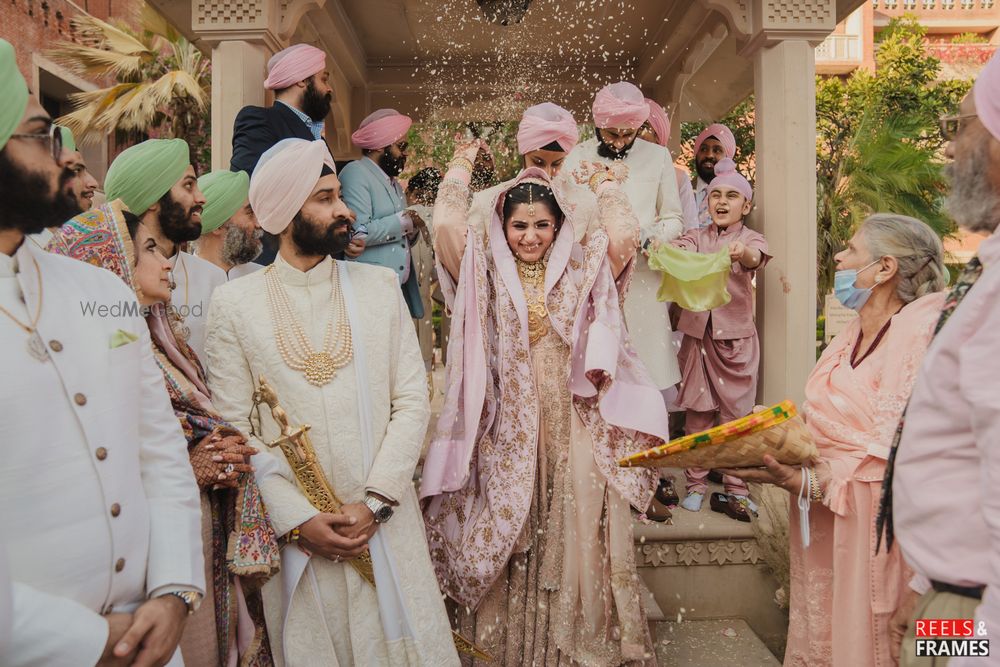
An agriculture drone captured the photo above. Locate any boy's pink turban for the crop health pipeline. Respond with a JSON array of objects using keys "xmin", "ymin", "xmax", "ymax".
[{"xmin": 709, "ymin": 158, "xmax": 752, "ymax": 201}]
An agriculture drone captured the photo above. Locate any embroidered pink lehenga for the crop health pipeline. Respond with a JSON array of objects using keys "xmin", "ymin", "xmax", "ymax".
[{"xmin": 420, "ymin": 166, "xmax": 671, "ymax": 666}]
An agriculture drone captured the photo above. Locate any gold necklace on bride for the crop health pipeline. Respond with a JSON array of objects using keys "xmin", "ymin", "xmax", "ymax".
[
  {"xmin": 515, "ymin": 255, "xmax": 549, "ymax": 344},
  {"xmin": 264, "ymin": 262, "xmax": 353, "ymax": 386}
]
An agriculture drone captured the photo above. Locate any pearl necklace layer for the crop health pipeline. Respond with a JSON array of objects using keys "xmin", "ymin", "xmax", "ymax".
[{"xmin": 264, "ymin": 262, "xmax": 352, "ymax": 386}]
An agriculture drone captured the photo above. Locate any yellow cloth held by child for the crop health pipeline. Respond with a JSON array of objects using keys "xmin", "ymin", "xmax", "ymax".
[{"xmin": 647, "ymin": 244, "xmax": 732, "ymax": 312}]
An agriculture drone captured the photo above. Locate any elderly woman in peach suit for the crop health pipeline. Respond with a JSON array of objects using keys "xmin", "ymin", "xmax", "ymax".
[{"xmin": 724, "ymin": 213, "xmax": 947, "ymax": 666}]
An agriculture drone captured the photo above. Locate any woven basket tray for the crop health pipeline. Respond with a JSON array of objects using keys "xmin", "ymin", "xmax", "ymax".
[{"xmin": 619, "ymin": 400, "xmax": 818, "ymax": 469}]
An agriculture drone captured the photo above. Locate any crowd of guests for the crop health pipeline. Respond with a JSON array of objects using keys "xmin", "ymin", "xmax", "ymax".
[{"xmin": 2, "ymin": 32, "xmax": 1000, "ymax": 667}]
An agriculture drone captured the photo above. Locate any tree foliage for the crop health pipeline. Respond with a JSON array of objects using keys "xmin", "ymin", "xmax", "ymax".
[
  {"xmin": 47, "ymin": 5, "xmax": 211, "ymax": 169},
  {"xmin": 814, "ymin": 16, "xmax": 970, "ymax": 300}
]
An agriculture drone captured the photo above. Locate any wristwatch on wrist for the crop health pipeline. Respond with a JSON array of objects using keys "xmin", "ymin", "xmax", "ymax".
[
  {"xmin": 159, "ymin": 590, "xmax": 203, "ymax": 616},
  {"xmin": 364, "ymin": 495, "xmax": 394, "ymax": 524}
]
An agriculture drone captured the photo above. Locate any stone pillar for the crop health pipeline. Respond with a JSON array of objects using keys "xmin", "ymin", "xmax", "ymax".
[
  {"xmin": 191, "ymin": 0, "xmax": 285, "ymax": 171},
  {"xmin": 210, "ymin": 41, "xmax": 269, "ymax": 171},
  {"xmin": 752, "ymin": 39, "xmax": 819, "ymax": 406},
  {"xmin": 730, "ymin": 0, "xmax": 835, "ymax": 405}
]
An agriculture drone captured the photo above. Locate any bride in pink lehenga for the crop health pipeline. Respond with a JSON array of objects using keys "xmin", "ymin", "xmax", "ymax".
[{"xmin": 420, "ymin": 139, "xmax": 672, "ymax": 666}]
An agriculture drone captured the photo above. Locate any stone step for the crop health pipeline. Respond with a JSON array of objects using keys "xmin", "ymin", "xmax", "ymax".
[
  {"xmin": 652, "ymin": 619, "xmax": 781, "ymax": 666},
  {"xmin": 636, "ymin": 473, "xmax": 788, "ymax": 660}
]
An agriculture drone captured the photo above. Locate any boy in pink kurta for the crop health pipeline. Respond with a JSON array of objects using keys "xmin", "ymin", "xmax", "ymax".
[{"xmin": 671, "ymin": 159, "xmax": 770, "ymax": 520}]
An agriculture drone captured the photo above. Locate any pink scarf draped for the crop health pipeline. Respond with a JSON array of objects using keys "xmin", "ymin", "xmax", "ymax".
[{"xmin": 420, "ymin": 168, "xmax": 666, "ymax": 609}]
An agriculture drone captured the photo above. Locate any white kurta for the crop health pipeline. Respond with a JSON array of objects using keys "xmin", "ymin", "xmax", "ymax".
[
  {"xmin": 204, "ymin": 255, "xmax": 458, "ymax": 667},
  {"xmin": 0, "ymin": 241, "xmax": 203, "ymax": 667},
  {"xmin": 564, "ymin": 137, "xmax": 684, "ymax": 389},
  {"xmin": 169, "ymin": 250, "xmax": 226, "ymax": 363}
]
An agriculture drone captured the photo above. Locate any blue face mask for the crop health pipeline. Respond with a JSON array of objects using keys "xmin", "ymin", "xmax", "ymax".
[{"xmin": 834, "ymin": 259, "xmax": 881, "ymax": 311}]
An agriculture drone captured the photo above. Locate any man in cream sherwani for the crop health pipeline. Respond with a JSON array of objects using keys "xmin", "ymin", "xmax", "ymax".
[
  {"xmin": 0, "ymin": 39, "xmax": 203, "ymax": 667},
  {"xmin": 564, "ymin": 81, "xmax": 686, "ymax": 397},
  {"xmin": 204, "ymin": 138, "xmax": 458, "ymax": 667}
]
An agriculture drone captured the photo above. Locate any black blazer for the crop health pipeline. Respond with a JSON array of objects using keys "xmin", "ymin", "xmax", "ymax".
[{"xmin": 229, "ymin": 103, "xmax": 330, "ymax": 175}]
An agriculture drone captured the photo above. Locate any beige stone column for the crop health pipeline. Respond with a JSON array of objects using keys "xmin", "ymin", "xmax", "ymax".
[
  {"xmin": 752, "ymin": 39, "xmax": 819, "ymax": 406},
  {"xmin": 210, "ymin": 41, "xmax": 269, "ymax": 171}
]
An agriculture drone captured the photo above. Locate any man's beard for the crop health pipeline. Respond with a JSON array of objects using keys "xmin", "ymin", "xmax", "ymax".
[
  {"xmin": 301, "ymin": 80, "xmax": 333, "ymax": 123},
  {"xmin": 0, "ymin": 151, "xmax": 81, "ymax": 234},
  {"xmin": 944, "ymin": 141, "xmax": 1000, "ymax": 234},
  {"xmin": 158, "ymin": 192, "xmax": 203, "ymax": 244},
  {"xmin": 596, "ymin": 130, "xmax": 637, "ymax": 161},
  {"xmin": 289, "ymin": 210, "xmax": 351, "ymax": 257},
  {"xmin": 379, "ymin": 150, "xmax": 406, "ymax": 178},
  {"xmin": 222, "ymin": 225, "xmax": 263, "ymax": 266},
  {"xmin": 696, "ymin": 157, "xmax": 718, "ymax": 183}
]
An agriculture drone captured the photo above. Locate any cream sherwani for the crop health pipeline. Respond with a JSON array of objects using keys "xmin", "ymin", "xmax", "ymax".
[
  {"xmin": 170, "ymin": 250, "xmax": 226, "ymax": 362},
  {"xmin": 564, "ymin": 137, "xmax": 685, "ymax": 389},
  {"xmin": 204, "ymin": 255, "xmax": 458, "ymax": 667},
  {"xmin": 0, "ymin": 241, "xmax": 204, "ymax": 667}
]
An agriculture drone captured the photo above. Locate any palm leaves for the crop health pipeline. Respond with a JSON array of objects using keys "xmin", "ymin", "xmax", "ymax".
[
  {"xmin": 47, "ymin": 5, "xmax": 209, "ymax": 164},
  {"xmin": 816, "ymin": 111, "xmax": 952, "ymax": 301}
]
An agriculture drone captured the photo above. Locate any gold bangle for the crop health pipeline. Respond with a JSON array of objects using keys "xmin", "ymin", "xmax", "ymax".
[
  {"xmin": 448, "ymin": 157, "xmax": 474, "ymax": 173},
  {"xmin": 808, "ymin": 468, "xmax": 823, "ymax": 502}
]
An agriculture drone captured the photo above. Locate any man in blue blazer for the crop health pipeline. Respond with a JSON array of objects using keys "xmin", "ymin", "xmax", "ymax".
[
  {"xmin": 230, "ymin": 44, "xmax": 365, "ymax": 264},
  {"xmin": 339, "ymin": 109, "xmax": 425, "ymax": 318}
]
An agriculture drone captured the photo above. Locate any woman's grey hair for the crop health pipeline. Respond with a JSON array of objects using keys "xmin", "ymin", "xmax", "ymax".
[{"xmin": 860, "ymin": 213, "xmax": 947, "ymax": 304}]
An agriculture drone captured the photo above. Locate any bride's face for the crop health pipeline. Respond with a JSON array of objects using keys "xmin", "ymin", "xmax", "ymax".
[{"xmin": 504, "ymin": 203, "xmax": 557, "ymax": 262}]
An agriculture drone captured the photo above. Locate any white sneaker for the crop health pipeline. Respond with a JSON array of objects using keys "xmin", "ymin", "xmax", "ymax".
[{"xmin": 680, "ymin": 491, "xmax": 704, "ymax": 512}]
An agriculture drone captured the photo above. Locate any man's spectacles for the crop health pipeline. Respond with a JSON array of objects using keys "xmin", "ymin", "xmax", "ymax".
[
  {"xmin": 939, "ymin": 113, "xmax": 978, "ymax": 141},
  {"xmin": 9, "ymin": 123, "xmax": 64, "ymax": 163}
]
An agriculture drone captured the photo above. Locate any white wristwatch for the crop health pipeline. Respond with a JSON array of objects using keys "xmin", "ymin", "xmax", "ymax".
[{"xmin": 364, "ymin": 495, "xmax": 394, "ymax": 524}]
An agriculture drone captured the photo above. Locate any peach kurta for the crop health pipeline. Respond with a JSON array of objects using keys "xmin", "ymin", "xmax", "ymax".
[{"xmin": 786, "ymin": 292, "xmax": 944, "ymax": 667}]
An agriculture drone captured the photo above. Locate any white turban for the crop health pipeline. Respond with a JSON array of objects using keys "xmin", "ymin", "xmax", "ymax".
[{"xmin": 250, "ymin": 138, "xmax": 336, "ymax": 234}]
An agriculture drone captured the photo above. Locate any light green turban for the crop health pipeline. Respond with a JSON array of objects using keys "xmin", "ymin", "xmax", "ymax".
[
  {"xmin": 105, "ymin": 138, "xmax": 190, "ymax": 214},
  {"xmin": 1, "ymin": 39, "xmax": 29, "ymax": 151},
  {"xmin": 59, "ymin": 126, "xmax": 76, "ymax": 153},
  {"xmin": 198, "ymin": 170, "xmax": 250, "ymax": 234}
]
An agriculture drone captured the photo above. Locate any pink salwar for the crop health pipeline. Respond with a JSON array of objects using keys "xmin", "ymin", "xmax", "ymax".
[
  {"xmin": 671, "ymin": 222, "xmax": 768, "ymax": 496},
  {"xmin": 785, "ymin": 292, "xmax": 944, "ymax": 667}
]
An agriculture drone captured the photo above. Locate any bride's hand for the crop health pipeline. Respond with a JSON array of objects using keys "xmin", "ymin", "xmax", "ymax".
[
  {"xmin": 571, "ymin": 161, "xmax": 629, "ymax": 191},
  {"xmin": 452, "ymin": 138, "xmax": 489, "ymax": 165}
]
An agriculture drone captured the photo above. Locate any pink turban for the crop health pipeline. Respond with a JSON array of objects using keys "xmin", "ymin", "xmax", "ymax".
[
  {"xmin": 694, "ymin": 123, "xmax": 737, "ymax": 159},
  {"xmin": 644, "ymin": 98, "xmax": 670, "ymax": 146},
  {"xmin": 264, "ymin": 44, "xmax": 327, "ymax": 90},
  {"xmin": 516, "ymin": 102, "xmax": 579, "ymax": 154},
  {"xmin": 250, "ymin": 138, "xmax": 336, "ymax": 234},
  {"xmin": 592, "ymin": 81, "xmax": 649, "ymax": 130},
  {"xmin": 709, "ymin": 158, "xmax": 752, "ymax": 201},
  {"xmin": 351, "ymin": 109, "xmax": 413, "ymax": 150},
  {"xmin": 974, "ymin": 48, "xmax": 1000, "ymax": 143}
]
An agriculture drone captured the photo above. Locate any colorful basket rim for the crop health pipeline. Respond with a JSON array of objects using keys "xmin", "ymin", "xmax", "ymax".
[{"xmin": 618, "ymin": 399, "xmax": 799, "ymax": 467}]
